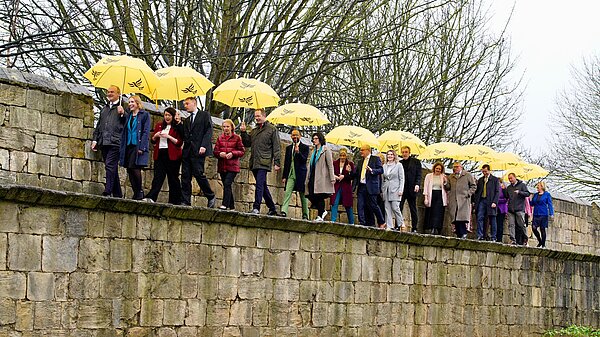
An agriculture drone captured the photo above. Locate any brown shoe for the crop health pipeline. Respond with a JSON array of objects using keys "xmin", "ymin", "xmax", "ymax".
[{"xmin": 378, "ymin": 223, "xmax": 387, "ymax": 229}]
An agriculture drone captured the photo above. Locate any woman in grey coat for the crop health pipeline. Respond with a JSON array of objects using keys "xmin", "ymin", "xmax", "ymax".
[{"xmin": 381, "ymin": 150, "xmax": 405, "ymax": 230}]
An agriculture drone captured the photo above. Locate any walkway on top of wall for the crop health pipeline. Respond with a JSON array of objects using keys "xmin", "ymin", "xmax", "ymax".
[{"xmin": 1, "ymin": 183, "xmax": 598, "ymax": 263}]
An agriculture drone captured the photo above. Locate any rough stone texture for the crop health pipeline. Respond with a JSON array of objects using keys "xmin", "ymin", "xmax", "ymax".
[{"xmin": 42, "ymin": 236, "xmax": 79, "ymax": 272}]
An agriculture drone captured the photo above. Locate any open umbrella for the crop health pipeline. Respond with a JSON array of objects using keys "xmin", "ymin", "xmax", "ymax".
[
  {"xmin": 83, "ymin": 55, "xmax": 159, "ymax": 97},
  {"xmin": 418, "ymin": 142, "xmax": 462, "ymax": 160},
  {"xmin": 378, "ymin": 130, "xmax": 426, "ymax": 155},
  {"xmin": 454, "ymin": 144, "xmax": 498, "ymax": 162},
  {"xmin": 267, "ymin": 103, "xmax": 330, "ymax": 126},
  {"xmin": 503, "ymin": 163, "xmax": 549, "ymax": 180},
  {"xmin": 326, "ymin": 125, "xmax": 379, "ymax": 148},
  {"xmin": 152, "ymin": 66, "xmax": 214, "ymax": 100},
  {"xmin": 484, "ymin": 152, "xmax": 525, "ymax": 171},
  {"xmin": 212, "ymin": 78, "xmax": 280, "ymax": 109}
]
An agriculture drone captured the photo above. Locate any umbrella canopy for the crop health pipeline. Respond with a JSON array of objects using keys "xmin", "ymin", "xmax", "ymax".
[
  {"xmin": 152, "ymin": 66, "xmax": 214, "ymax": 100},
  {"xmin": 454, "ymin": 144, "xmax": 498, "ymax": 161},
  {"xmin": 212, "ymin": 78, "xmax": 280, "ymax": 109},
  {"xmin": 484, "ymin": 152, "xmax": 525, "ymax": 171},
  {"xmin": 326, "ymin": 125, "xmax": 379, "ymax": 148},
  {"xmin": 378, "ymin": 130, "xmax": 426, "ymax": 155},
  {"xmin": 267, "ymin": 103, "xmax": 330, "ymax": 126},
  {"xmin": 418, "ymin": 142, "xmax": 462, "ymax": 160},
  {"xmin": 83, "ymin": 55, "xmax": 159, "ymax": 97},
  {"xmin": 503, "ymin": 163, "xmax": 549, "ymax": 181}
]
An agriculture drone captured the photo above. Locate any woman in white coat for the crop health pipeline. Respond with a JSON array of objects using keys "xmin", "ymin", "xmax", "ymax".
[{"xmin": 382, "ymin": 150, "xmax": 405, "ymax": 230}]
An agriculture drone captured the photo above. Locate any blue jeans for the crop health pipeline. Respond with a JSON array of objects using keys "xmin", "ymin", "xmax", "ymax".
[
  {"xmin": 477, "ymin": 198, "xmax": 497, "ymax": 239},
  {"xmin": 331, "ymin": 190, "xmax": 354, "ymax": 224}
]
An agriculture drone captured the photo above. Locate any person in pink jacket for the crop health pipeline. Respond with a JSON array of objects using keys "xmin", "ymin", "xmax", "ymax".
[{"xmin": 423, "ymin": 162, "xmax": 449, "ymax": 235}]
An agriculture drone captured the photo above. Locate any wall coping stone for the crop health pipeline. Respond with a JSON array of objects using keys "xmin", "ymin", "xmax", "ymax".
[
  {"xmin": 2, "ymin": 183, "xmax": 599, "ymax": 263},
  {"xmin": 0, "ymin": 66, "xmax": 92, "ymax": 97}
]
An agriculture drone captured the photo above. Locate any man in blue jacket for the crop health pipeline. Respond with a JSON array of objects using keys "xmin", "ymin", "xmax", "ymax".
[{"xmin": 353, "ymin": 144, "xmax": 385, "ymax": 228}]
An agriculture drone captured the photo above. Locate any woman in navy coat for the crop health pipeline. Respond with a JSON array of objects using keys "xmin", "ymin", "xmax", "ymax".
[{"xmin": 119, "ymin": 95, "xmax": 150, "ymax": 200}]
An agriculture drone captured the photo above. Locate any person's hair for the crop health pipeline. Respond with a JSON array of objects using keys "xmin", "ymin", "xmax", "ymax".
[
  {"xmin": 386, "ymin": 150, "xmax": 398, "ymax": 163},
  {"xmin": 452, "ymin": 162, "xmax": 462, "ymax": 168},
  {"xmin": 537, "ymin": 181, "xmax": 546, "ymax": 191},
  {"xmin": 222, "ymin": 119, "xmax": 235, "ymax": 129},
  {"xmin": 312, "ymin": 132, "xmax": 326, "ymax": 145},
  {"xmin": 184, "ymin": 97, "xmax": 196, "ymax": 102},
  {"xmin": 291, "ymin": 128, "xmax": 301, "ymax": 136},
  {"xmin": 360, "ymin": 144, "xmax": 371, "ymax": 151},
  {"xmin": 482, "ymin": 164, "xmax": 491, "ymax": 171},
  {"xmin": 108, "ymin": 85, "xmax": 121, "ymax": 95},
  {"xmin": 339, "ymin": 148, "xmax": 348, "ymax": 156},
  {"xmin": 255, "ymin": 108, "xmax": 266, "ymax": 116},
  {"xmin": 432, "ymin": 162, "xmax": 444, "ymax": 173},
  {"xmin": 162, "ymin": 107, "xmax": 176, "ymax": 127},
  {"xmin": 129, "ymin": 95, "xmax": 143, "ymax": 110},
  {"xmin": 508, "ymin": 173, "xmax": 516, "ymax": 179},
  {"xmin": 401, "ymin": 145, "xmax": 411, "ymax": 153}
]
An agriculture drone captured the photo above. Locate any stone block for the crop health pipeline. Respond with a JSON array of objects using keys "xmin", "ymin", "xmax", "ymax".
[
  {"xmin": 202, "ymin": 224, "xmax": 237, "ymax": 246},
  {"xmin": 0, "ymin": 202, "xmax": 19, "ymax": 232},
  {"xmin": 68, "ymin": 272, "xmax": 99, "ymax": 299},
  {"xmin": 110, "ymin": 239, "xmax": 132, "ymax": 272},
  {"xmin": 10, "ymin": 106, "xmax": 41, "ymax": 131},
  {"xmin": 273, "ymin": 279, "xmax": 300, "ymax": 301},
  {"xmin": 185, "ymin": 299, "xmax": 207, "ymax": 326},
  {"xmin": 77, "ymin": 299, "xmax": 112, "ymax": 328},
  {"xmin": 0, "ymin": 126, "xmax": 34, "ymax": 151},
  {"xmin": 8, "ymin": 234, "xmax": 41, "ymax": 271},
  {"xmin": 140, "ymin": 298, "xmax": 164, "ymax": 326},
  {"xmin": 264, "ymin": 251, "xmax": 291, "ymax": 279},
  {"xmin": 0, "ymin": 83, "xmax": 27, "ymax": 106},
  {"xmin": 41, "ymin": 113, "xmax": 70, "ymax": 137},
  {"xmin": 0, "ymin": 169, "xmax": 16, "ymax": 184},
  {"xmin": 0, "ymin": 149, "xmax": 8, "ymax": 170},
  {"xmin": 206, "ymin": 300, "xmax": 230, "ymax": 327},
  {"xmin": 50, "ymin": 156, "xmax": 72, "ymax": 178},
  {"xmin": 26, "ymin": 272, "xmax": 54, "ymax": 301},
  {"xmin": 162, "ymin": 243, "xmax": 185, "ymax": 274},
  {"xmin": 148, "ymin": 273, "xmax": 180, "ymax": 299},
  {"xmin": 0, "ymin": 272, "xmax": 26, "ymax": 299},
  {"xmin": 9, "ymin": 151, "xmax": 27, "ymax": 171},
  {"xmin": 79, "ymin": 238, "xmax": 110, "ymax": 272},
  {"xmin": 291, "ymin": 250, "xmax": 311, "ymax": 280},
  {"xmin": 57, "ymin": 177, "xmax": 82, "ymax": 192},
  {"xmin": 15, "ymin": 300, "xmax": 33, "ymax": 331},
  {"xmin": 69, "ymin": 118, "xmax": 86, "ymax": 139},
  {"xmin": 181, "ymin": 222, "xmax": 203, "ymax": 243},
  {"xmin": 186, "ymin": 244, "xmax": 211, "ymax": 274},
  {"xmin": 58, "ymin": 137, "xmax": 85, "ymax": 159},
  {"xmin": 33, "ymin": 301, "xmax": 61, "ymax": 329},
  {"xmin": 0, "ymin": 234, "xmax": 5, "ymax": 270},
  {"xmin": 229, "ymin": 300, "xmax": 252, "ymax": 326},
  {"xmin": 26, "ymin": 152, "xmax": 50, "ymax": 175},
  {"xmin": 163, "ymin": 299, "xmax": 186, "ymax": 326},
  {"xmin": 34, "ymin": 133, "xmax": 58, "ymax": 156},
  {"xmin": 72, "ymin": 159, "xmax": 92, "ymax": 181},
  {"xmin": 42, "ymin": 236, "xmax": 79, "ymax": 272},
  {"xmin": 236, "ymin": 227, "xmax": 257, "ymax": 247},
  {"xmin": 268, "ymin": 301, "xmax": 290, "ymax": 327},
  {"xmin": 320, "ymin": 253, "xmax": 342, "ymax": 280}
]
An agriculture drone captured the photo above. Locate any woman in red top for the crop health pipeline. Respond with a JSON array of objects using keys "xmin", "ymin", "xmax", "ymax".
[
  {"xmin": 145, "ymin": 107, "xmax": 183, "ymax": 204},
  {"xmin": 214, "ymin": 119, "xmax": 245, "ymax": 210}
]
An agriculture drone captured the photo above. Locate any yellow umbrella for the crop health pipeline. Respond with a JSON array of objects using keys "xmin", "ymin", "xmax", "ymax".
[
  {"xmin": 483, "ymin": 152, "xmax": 525, "ymax": 171},
  {"xmin": 83, "ymin": 55, "xmax": 159, "ymax": 97},
  {"xmin": 418, "ymin": 142, "xmax": 462, "ymax": 160},
  {"xmin": 212, "ymin": 78, "xmax": 280, "ymax": 109},
  {"xmin": 378, "ymin": 130, "xmax": 426, "ymax": 155},
  {"xmin": 152, "ymin": 66, "xmax": 214, "ymax": 100},
  {"xmin": 326, "ymin": 125, "xmax": 379, "ymax": 148},
  {"xmin": 267, "ymin": 103, "xmax": 330, "ymax": 126},
  {"xmin": 503, "ymin": 163, "xmax": 549, "ymax": 180},
  {"xmin": 454, "ymin": 144, "xmax": 498, "ymax": 161}
]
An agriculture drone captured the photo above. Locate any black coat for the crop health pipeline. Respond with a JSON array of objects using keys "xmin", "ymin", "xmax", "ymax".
[
  {"xmin": 182, "ymin": 110, "xmax": 213, "ymax": 158},
  {"xmin": 473, "ymin": 174, "xmax": 500, "ymax": 216},
  {"xmin": 282, "ymin": 141, "xmax": 309, "ymax": 192},
  {"xmin": 400, "ymin": 156, "xmax": 422, "ymax": 197},
  {"xmin": 352, "ymin": 155, "xmax": 384, "ymax": 195},
  {"xmin": 92, "ymin": 101, "xmax": 126, "ymax": 147}
]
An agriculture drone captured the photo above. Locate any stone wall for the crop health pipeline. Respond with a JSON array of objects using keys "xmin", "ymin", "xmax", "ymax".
[
  {"xmin": 0, "ymin": 184, "xmax": 599, "ymax": 336},
  {"xmin": 0, "ymin": 66, "xmax": 598, "ymax": 254}
]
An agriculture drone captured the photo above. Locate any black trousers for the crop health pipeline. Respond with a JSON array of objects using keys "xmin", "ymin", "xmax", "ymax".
[
  {"xmin": 400, "ymin": 193, "xmax": 418, "ymax": 231},
  {"xmin": 357, "ymin": 184, "xmax": 385, "ymax": 226},
  {"xmin": 308, "ymin": 193, "xmax": 328, "ymax": 216},
  {"xmin": 101, "ymin": 145, "xmax": 122, "ymax": 197},
  {"xmin": 146, "ymin": 149, "xmax": 182, "ymax": 204},
  {"xmin": 181, "ymin": 155, "xmax": 214, "ymax": 205},
  {"xmin": 220, "ymin": 171, "xmax": 237, "ymax": 209}
]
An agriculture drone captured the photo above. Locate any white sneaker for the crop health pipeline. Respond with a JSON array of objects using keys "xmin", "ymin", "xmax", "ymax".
[
  {"xmin": 321, "ymin": 211, "xmax": 328, "ymax": 220},
  {"xmin": 315, "ymin": 216, "xmax": 323, "ymax": 222},
  {"xmin": 250, "ymin": 209, "xmax": 259, "ymax": 215},
  {"xmin": 143, "ymin": 198, "xmax": 154, "ymax": 203}
]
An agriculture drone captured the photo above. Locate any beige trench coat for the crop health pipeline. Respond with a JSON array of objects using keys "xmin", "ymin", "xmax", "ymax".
[
  {"xmin": 447, "ymin": 171, "xmax": 477, "ymax": 222},
  {"xmin": 305, "ymin": 145, "xmax": 335, "ymax": 194}
]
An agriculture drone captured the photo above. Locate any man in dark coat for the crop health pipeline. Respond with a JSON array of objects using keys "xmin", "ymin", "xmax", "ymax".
[
  {"xmin": 353, "ymin": 144, "xmax": 385, "ymax": 227},
  {"xmin": 91, "ymin": 85, "xmax": 126, "ymax": 198},
  {"xmin": 400, "ymin": 146, "xmax": 422, "ymax": 232},
  {"xmin": 240, "ymin": 108, "xmax": 281, "ymax": 215},
  {"xmin": 180, "ymin": 97, "xmax": 216, "ymax": 207},
  {"xmin": 280, "ymin": 129, "xmax": 309, "ymax": 219},
  {"xmin": 506, "ymin": 173, "xmax": 530, "ymax": 245},
  {"xmin": 473, "ymin": 164, "xmax": 500, "ymax": 240}
]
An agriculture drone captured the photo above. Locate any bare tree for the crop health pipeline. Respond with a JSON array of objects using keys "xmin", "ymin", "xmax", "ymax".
[{"xmin": 548, "ymin": 55, "xmax": 600, "ymax": 201}]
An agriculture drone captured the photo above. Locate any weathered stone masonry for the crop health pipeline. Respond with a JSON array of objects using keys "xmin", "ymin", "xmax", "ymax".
[{"xmin": 0, "ymin": 184, "xmax": 599, "ymax": 336}]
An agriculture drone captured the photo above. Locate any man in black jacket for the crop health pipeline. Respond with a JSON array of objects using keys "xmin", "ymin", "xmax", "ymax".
[
  {"xmin": 180, "ymin": 97, "xmax": 216, "ymax": 207},
  {"xmin": 280, "ymin": 129, "xmax": 309, "ymax": 219},
  {"xmin": 400, "ymin": 146, "xmax": 422, "ymax": 232},
  {"xmin": 506, "ymin": 173, "xmax": 530, "ymax": 245},
  {"xmin": 473, "ymin": 164, "xmax": 500, "ymax": 240},
  {"xmin": 91, "ymin": 85, "xmax": 125, "ymax": 198}
]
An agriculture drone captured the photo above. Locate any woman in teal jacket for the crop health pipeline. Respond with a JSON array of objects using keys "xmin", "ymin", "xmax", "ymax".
[{"xmin": 529, "ymin": 181, "xmax": 554, "ymax": 248}]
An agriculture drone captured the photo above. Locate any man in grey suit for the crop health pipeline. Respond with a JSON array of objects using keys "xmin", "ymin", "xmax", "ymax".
[{"xmin": 180, "ymin": 97, "xmax": 216, "ymax": 207}]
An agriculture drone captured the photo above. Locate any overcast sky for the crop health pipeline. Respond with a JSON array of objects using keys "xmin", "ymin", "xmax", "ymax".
[{"xmin": 489, "ymin": 1, "xmax": 600, "ymax": 155}]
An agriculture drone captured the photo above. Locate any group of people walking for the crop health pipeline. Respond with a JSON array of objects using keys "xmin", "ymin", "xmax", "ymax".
[{"xmin": 92, "ymin": 87, "xmax": 554, "ymax": 246}]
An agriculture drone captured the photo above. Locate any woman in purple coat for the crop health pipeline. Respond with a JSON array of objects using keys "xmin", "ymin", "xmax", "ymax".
[
  {"xmin": 330, "ymin": 148, "xmax": 355, "ymax": 224},
  {"xmin": 496, "ymin": 178, "xmax": 509, "ymax": 242}
]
